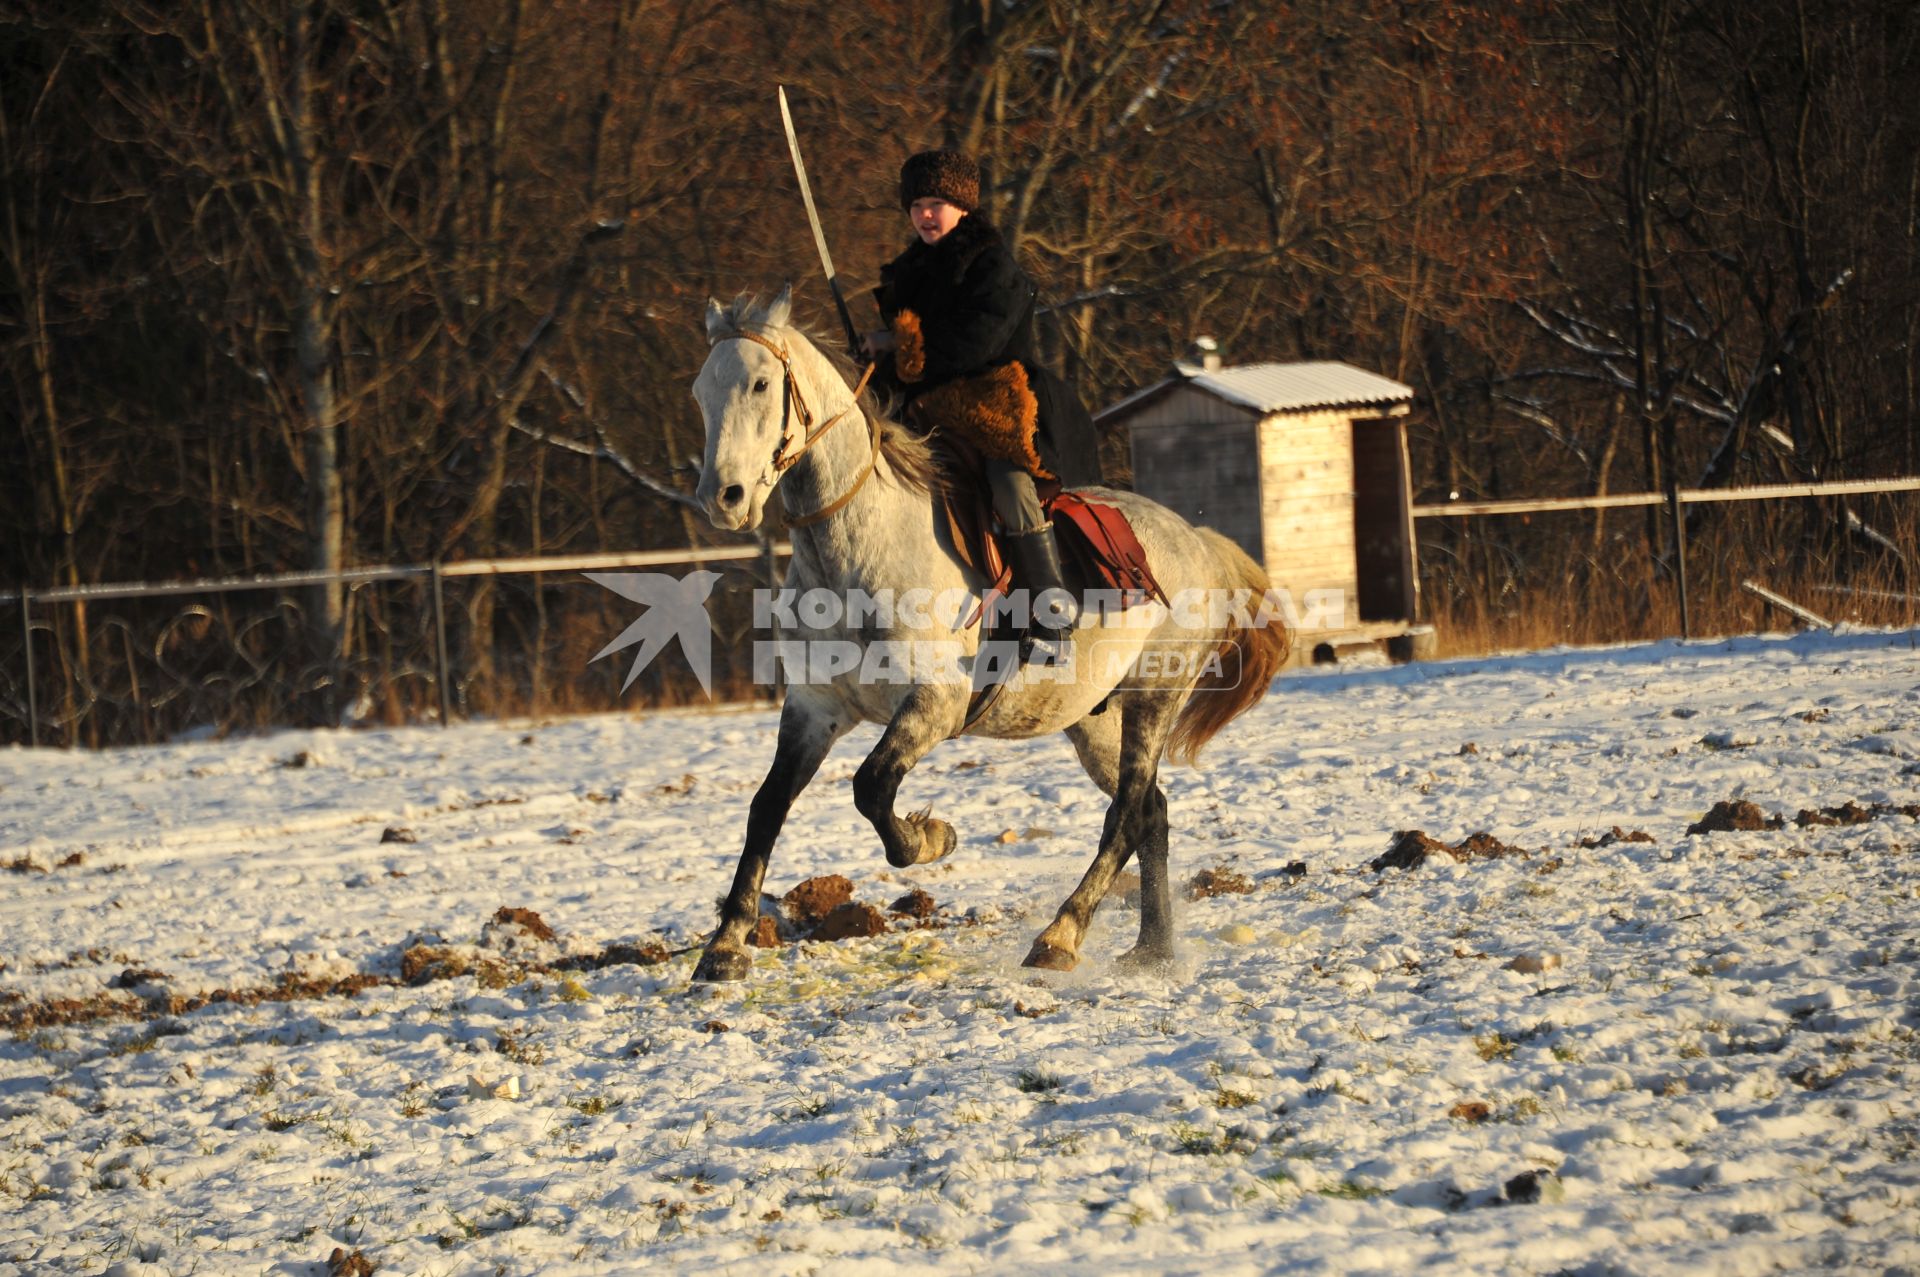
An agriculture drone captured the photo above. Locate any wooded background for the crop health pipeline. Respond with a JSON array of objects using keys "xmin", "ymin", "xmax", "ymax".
[{"xmin": 5, "ymin": 0, "xmax": 1918, "ymax": 743}]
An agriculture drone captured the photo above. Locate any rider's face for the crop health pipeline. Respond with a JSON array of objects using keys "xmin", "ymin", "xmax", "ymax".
[{"xmin": 910, "ymin": 198, "xmax": 966, "ymax": 245}]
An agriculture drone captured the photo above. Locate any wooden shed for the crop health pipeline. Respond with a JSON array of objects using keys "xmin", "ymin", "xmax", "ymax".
[{"xmin": 1098, "ymin": 347, "xmax": 1434, "ymax": 663}]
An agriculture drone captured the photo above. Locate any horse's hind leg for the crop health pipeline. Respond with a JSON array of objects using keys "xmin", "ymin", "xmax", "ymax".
[
  {"xmin": 853, "ymin": 686, "xmax": 967, "ymax": 868},
  {"xmin": 1121, "ymin": 770, "xmax": 1176, "ymax": 967},
  {"xmin": 694, "ymin": 693, "xmax": 849, "ymax": 983},
  {"xmin": 1024, "ymin": 696, "xmax": 1178, "ymax": 971}
]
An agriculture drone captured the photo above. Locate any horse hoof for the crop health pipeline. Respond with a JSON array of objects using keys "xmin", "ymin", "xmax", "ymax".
[
  {"xmin": 1116, "ymin": 945, "xmax": 1176, "ymax": 972},
  {"xmin": 691, "ymin": 948, "xmax": 751, "ymax": 983},
  {"xmin": 914, "ymin": 817, "xmax": 957, "ymax": 865},
  {"xmin": 1022, "ymin": 940, "xmax": 1078, "ymax": 972},
  {"xmin": 890, "ymin": 813, "xmax": 956, "ymax": 867}
]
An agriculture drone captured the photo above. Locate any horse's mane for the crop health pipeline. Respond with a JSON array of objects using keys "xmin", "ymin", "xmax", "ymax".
[{"xmin": 714, "ymin": 294, "xmax": 943, "ymax": 496}]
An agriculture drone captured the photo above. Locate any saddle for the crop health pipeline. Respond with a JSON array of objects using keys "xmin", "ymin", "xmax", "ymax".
[{"xmin": 934, "ymin": 444, "xmax": 1168, "ymax": 628}]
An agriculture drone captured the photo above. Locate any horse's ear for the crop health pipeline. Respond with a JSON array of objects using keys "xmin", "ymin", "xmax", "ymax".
[
  {"xmin": 766, "ymin": 282, "xmax": 793, "ymax": 329},
  {"xmin": 704, "ymin": 296, "xmax": 728, "ymax": 341}
]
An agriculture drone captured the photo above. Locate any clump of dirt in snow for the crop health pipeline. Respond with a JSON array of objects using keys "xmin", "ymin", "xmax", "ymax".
[
  {"xmin": 1686, "ymin": 800, "xmax": 1784, "ymax": 835},
  {"xmin": 379, "ymin": 826, "xmax": 416, "ymax": 844},
  {"xmin": 1371, "ymin": 830, "xmax": 1459, "ymax": 870},
  {"xmin": 1503, "ymin": 1169, "xmax": 1563, "ymax": 1205},
  {"xmin": 327, "ymin": 1246, "xmax": 376, "ymax": 1277},
  {"xmin": 746, "ymin": 894, "xmax": 801, "ymax": 946},
  {"xmin": 561, "ymin": 941, "xmax": 670, "ymax": 970},
  {"xmin": 1186, "ymin": 867, "xmax": 1255, "ymax": 899},
  {"xmin": 1796, "ymin": 799, "xmax": 1892, "ymax": 827},
  {"xmin": 0, "ymin": 992, "xmax": 144, "ymax": 1032},
  {"xmin": 1578, "ymin": 826, "xmax": 1656, "ymax": 848},
  {"xmin": 488, "ymin": 906, "xmax": 556, "ymax": 942},
  {"xmin": 6, "ymin": 932, "xmax": 680, "ymax": 1031},
  {"xmin": 782, "ymin": 875, "xmax": 854, "ymax": 928},
  {"xmin": 813, "ymin": 901, "xmax": 889, "ymax": 941},
  {"xmin": 1455, "ymin": 832, "xmax": 1529, "ymax": 859},
  {"xmin": 888, "ymin": 888, "xmax": 939, "ymax": 921},
  {"xmin": 1371, "ymin": 829, "xmax": 1536, "ymax": 871},
  {"xmin": 760, "ymin": 875, "xmax": 928, "ymax": 943},
  {"xmin": 400, "ymin": 946, "xmax": 473, "ymax": 986}
]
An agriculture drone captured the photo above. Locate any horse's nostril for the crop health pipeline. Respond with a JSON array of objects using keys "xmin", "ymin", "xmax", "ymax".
[{"xmin": 721, "ymin": 484, "xmax": 746, "ymax": 508}]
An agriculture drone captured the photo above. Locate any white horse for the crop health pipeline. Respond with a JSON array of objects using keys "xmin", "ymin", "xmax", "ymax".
[{"xmin": 688, "ymin": 289, "xmax": 1287, "ymax": 981}]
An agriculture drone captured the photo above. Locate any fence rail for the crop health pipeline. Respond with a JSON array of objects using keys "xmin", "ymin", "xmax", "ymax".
[
  {"xmin": 7, "ymin": 542, "xmax": 793, "ymax": 748},
  {"xmin": 1, "ymin": 544, "xmax": 787, "ymax": 605},
  {"xmin": 1409, "ymin": 475, "xmax": 1920, "ymax": 520},
  {"xmin": 1410, "ymin": 473, "xmax": 1920, "ymax": 638}
]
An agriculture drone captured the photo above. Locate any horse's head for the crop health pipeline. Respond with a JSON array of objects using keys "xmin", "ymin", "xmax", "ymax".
[{"xmin": 693, "ymin": 287, "xmax": 800, "ymax": 531}]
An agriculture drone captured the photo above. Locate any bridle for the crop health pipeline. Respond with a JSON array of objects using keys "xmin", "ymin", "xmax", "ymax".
[{"xmin": 715, "ymin": 327, "xmax": 878, "ymax": 529}]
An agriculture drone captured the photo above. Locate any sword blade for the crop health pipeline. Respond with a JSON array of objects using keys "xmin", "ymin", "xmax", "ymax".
[{"xmin": 778, "ymin": 86, "xmax": 837, "ymax": 284}]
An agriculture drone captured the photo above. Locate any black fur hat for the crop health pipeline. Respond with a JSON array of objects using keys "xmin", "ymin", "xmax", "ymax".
[{"xmin": 899, "ymin": 150, "xmax": 980, "ymax": 211}]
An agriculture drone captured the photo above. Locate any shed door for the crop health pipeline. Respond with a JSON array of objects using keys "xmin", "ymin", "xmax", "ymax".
[
  {"xmin": 1129, "ymin": 419, "xmax": 1262, "ymax": 563},
  {"xmin": 1351, "ymin": 417, "xmax": 1416, "ymax": 622}
]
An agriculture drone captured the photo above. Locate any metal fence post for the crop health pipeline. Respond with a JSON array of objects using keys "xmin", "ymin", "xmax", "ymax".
[
  {"xmin": 430, "ymin": 563, "xmax": 453, "ymax": 728},
  {"xmin": 1668, "ymin": 483, "xmax": 1692, "ymax": 639},
  {"xmin": 18, "ymin": 585, "xmax": 38, "ymax": 748}
]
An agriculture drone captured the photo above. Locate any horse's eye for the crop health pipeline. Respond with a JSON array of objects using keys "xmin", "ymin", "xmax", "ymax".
[{"xmin": 752, "ymin": 377, "xmax": 769, "ymax": 393}]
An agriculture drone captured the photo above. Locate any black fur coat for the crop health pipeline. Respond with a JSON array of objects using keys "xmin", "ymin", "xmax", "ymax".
[{"xmin": 877, "ymin": 216, "xmax": 1101, "ymax": 488}]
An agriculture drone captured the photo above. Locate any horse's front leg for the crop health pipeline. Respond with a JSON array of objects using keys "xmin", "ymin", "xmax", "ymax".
[
  {"xmin": 694, "ymin": 694, "xmax": 849, "ymax": 983},
  {"xmin": 852, "ymin": 686, "xmax": 968, "ymax": 868}
]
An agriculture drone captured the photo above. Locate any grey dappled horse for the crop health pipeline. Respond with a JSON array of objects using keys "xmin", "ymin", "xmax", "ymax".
[{"xmin": 689, "ymin": 289, "xmax": 1287, "ymax": 981}]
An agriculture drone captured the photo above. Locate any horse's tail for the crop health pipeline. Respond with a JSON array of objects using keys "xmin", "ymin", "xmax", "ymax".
[{"xmin": 1165, "ymin": 528, "xmax": 1291, "ymax": 766}]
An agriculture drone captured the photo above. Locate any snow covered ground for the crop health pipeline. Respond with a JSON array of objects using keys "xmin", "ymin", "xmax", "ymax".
[{"xmin": 3, "ymin": 628, "xmax": 1919, "ymax": 1276}]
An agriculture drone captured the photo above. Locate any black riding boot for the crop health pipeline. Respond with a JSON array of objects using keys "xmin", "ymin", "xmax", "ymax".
[{"xmin": 1004, "ymin": 523, "xmax": 1079, "ymax": 648}]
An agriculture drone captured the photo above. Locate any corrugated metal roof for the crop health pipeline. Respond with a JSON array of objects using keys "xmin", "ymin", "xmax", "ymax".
[
  {"xmin": 1174, "ymin": 360, "xmax": 1414, "ymax": 413},
  {"xmin": 1095, "ymin": 359, "xmax": 1415, "ymax": 425}
]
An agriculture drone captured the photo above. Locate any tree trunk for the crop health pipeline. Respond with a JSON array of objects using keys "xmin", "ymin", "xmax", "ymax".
[{"xmin": 289, "ymin": 4, "xmax": 346, "ymax": 721}]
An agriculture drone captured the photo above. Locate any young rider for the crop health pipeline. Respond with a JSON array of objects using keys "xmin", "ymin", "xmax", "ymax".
[{"xmin": 864, "ymin": 149, "xmax": 1101, "ymax": 643}]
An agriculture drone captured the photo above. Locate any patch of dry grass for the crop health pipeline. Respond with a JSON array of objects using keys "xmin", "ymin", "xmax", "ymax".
[{"xmin": 1422, "ymin": 502, "xmax": 1918, "ymax": 658}]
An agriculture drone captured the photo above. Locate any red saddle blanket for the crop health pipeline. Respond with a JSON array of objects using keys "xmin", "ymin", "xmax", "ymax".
[{"xmin": 1048, "ymin": 490, "xmax": 1168, "ymax": 612}]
